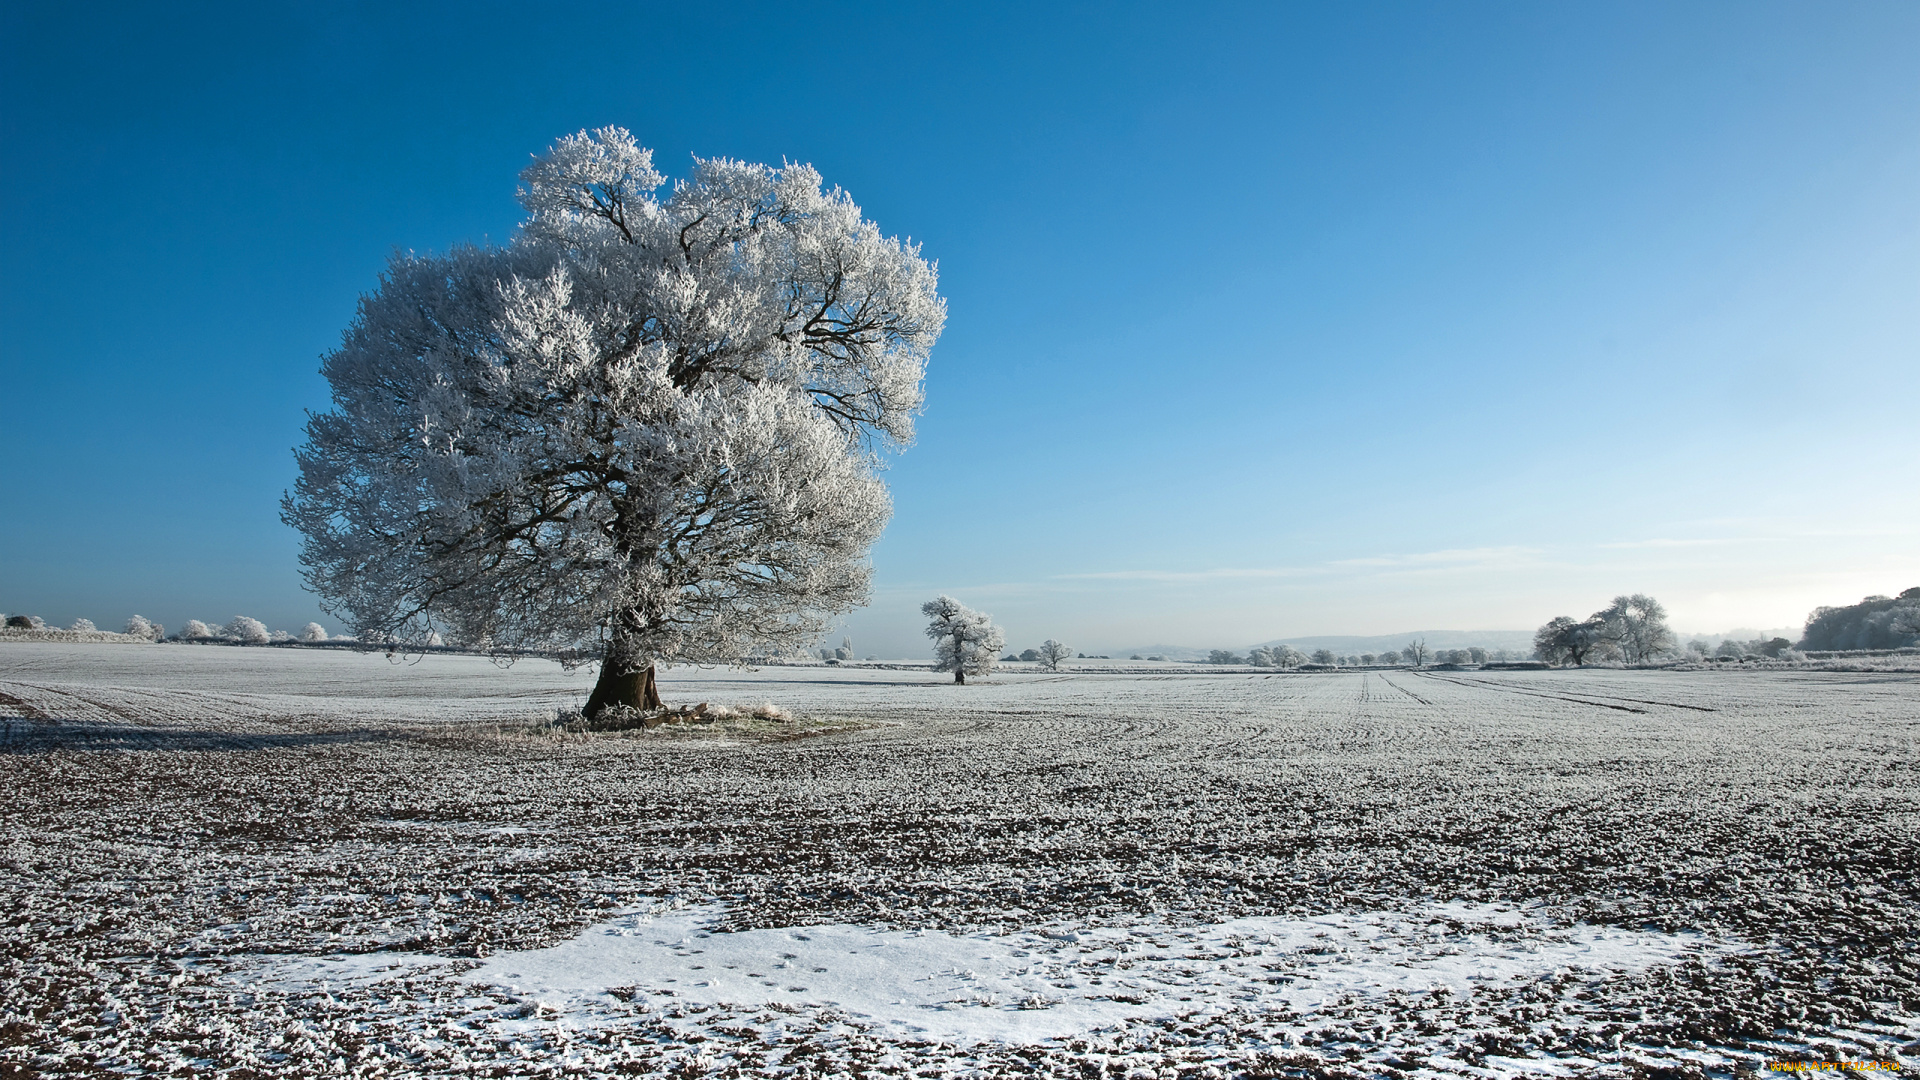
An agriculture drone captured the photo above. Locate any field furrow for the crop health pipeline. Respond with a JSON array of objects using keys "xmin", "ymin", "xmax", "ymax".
[{"xmin": 2, "ymin": 642, "xmax": 1916, "ymax": 1078}]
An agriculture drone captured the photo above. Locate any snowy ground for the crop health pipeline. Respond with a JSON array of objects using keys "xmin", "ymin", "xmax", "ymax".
[{"xmin": 2, "ymin": 642, "xmax": 1917, "ymax": 1078}]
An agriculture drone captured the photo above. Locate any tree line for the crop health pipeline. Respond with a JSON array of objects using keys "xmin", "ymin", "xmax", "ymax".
[
  {"xmin": 1798, "ymin": 588, "xmax": 1920, "ymax": 652},
  {"xmin": 2, "ymin": 613, "xmax": 334, "ymax": 644}
]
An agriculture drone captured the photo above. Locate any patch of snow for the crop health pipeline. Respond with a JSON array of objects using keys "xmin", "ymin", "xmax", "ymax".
[{"xmin": 458, "ymin": 901, "xmax": 1724, "ymax": 1046}]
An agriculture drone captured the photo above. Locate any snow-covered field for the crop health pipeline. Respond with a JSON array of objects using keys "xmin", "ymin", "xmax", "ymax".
[{"xmin": 2, "ymin": 642, "xmax": 1916, "ymax": 1077}]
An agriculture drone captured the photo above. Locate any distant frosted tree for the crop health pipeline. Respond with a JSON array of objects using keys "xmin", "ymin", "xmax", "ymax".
[
  {"xmin": 1894, "ymin": 595, "xmax": 1920, "ymax": 638},
  {"xmin": 1018, "ymin": 648, "xmax": 1041, "ymax": 662},
  {"xmin": 1534, "ymin": 620, "xmax": 1571, "ymax": 664},
  {"xmin": 1361, "ymin": 653, "xmax": 1376, "ymax": 665},
  {"xmin": 283, "ymin": 127, "xmax": 944, "ymax": 717},
  {"xmin": 1209, "ymin": 649, "xmax": 1244, "ymax": 664},
  {"xmin": 125, "ymin": 615, "xmax": 164, "ymax": 641},
  {"xmin": 1380, "ymin": 650, "xmax": 1400, "ymax": 665},
  {"xmin": 299, "ymin": 622, "xmax": 329, "ymax": 642},
  {"xmin": 68, "ymin": 618, "xmax": 97, "ymax": 633},
  {"xmin": 1535, "ymin": 616, "xmax": 1608, "ymax": 665},
  {"xmin": 181, "ymin": 619, "xmax": 215, "ymax": 640},
  {"xmin": 1037, "ymin": 640, "xmax": 1073, "ymax": 671},
  {"xmin": 1403, "ymin": 639, "xmax": 1428, "ymax": 667},
  {"xmin": 1310, "ymin": 648, "xmax": 1337, "ymax": 665},
  {"xmin": 1596, "ymin": 594, "xmax": 1674, "ymax": 664},
  {"xmin": 923, "ymin": 596, "xmax": 1003, "ymax": 684},
  {"xmin": 225, "ymin": 616, "xmax": 270, "ymax": 644},
  {"xmin": 1467, "ymin": 647, "xmax": 1487, "ymax": 664}
]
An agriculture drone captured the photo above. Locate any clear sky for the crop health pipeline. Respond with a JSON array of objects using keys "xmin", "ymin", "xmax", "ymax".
[{"xmin": 2, "ymin": 1, "xmax": 1916, "ymax": 657}]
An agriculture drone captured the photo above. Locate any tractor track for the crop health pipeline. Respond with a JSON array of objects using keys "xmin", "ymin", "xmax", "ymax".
[{"xmin": 1411, "ymin": 670, "xmax": 1720, "ymax": 714}]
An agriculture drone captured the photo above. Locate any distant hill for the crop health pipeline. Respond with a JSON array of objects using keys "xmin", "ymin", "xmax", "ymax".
[
  {"xmin": 1108, "ymin": 644, "xmax": 1214, "ymax": 660},
  {"xmin": 1672, "ymin": 627, "xmax": 1800, "ymax": 646},
  {"xmin": 1111, "ymin": 630, "xmax": 1537, "ymax": 660}
]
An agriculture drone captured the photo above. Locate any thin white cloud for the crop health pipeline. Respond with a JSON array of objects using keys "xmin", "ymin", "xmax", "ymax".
[
  {"xmin": 1053, "ymin": 547, "xmax": 1543, "ymax": 584},
  {"xmin": 1329, "ymin": 546, "xmax": 1540, "ymax": 568},
  {"xmin": 1054, "ymin": 567, "xmax": 1318, "ymax": 583},
  {"xmin": 1598, "ymin": 538, "xmax": 1747, "ymax": 549}
]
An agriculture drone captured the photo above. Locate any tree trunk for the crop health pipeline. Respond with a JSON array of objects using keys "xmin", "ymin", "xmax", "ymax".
[
  {"xmin": 954, "ymin": 669, "xmax": 965, "ymax": 685},
  {"xmin": 585, "ymin": 660, "xmax": 663, "ymax": 717}
]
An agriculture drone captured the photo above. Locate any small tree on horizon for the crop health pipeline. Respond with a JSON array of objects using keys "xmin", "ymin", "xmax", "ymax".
[
  {"xmin": 1037, "ymin": 640, "xmax": 1073, "ymax": 671},
  {"xmin": 923, "ymin": 596, "xmax": 1004, "ymax": 684},
  {"xmin": 1403, "ymin": 639, "xmax": 1428, "ymax": 667}
]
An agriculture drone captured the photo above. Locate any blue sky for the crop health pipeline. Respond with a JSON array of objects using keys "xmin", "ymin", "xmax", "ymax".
[{"xmin": 2, "ymin": 1, "xmax": 1916, "ymax": 657}]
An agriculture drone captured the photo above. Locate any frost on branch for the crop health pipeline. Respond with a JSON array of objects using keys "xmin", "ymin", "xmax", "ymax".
[
  {"xmin": 923, "ymin": 596, "xmax": 1004, "ymax": 685},
  {"xmin": 283, "ymin": 128, "xmax": 943, "ymax": 711}
]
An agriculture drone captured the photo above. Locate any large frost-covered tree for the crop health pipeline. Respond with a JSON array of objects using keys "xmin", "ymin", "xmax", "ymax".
[
  {"xmin": 284, "ymin": 128, "xmax": 944, "ymax": 715},
  {"xmin": 922, "ymin": 596, "xmax": 1004, "ymax": 684}
]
